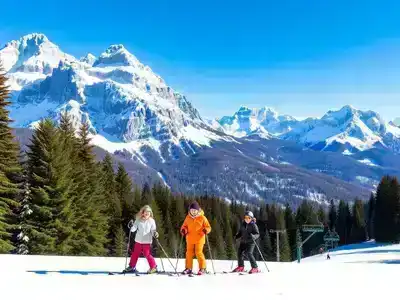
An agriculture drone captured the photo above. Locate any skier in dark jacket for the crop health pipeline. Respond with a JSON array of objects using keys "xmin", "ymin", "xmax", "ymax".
[{"xmin": 232, "ymin": 211, "xmax": 261, "ymax": 274}]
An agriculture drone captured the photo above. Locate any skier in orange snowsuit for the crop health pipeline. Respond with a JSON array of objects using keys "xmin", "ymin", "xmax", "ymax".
[{"xmin": 180, "ymin": 201, "xmax": 211, "ymax": 275}]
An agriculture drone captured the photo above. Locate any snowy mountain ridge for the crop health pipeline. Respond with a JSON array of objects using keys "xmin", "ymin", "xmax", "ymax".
[
  {"xmin": 1, "ymin": 33, "xmax": 231, "ymax": 161},
  {"xmin": 217, "ymin": 105, "xmax": 400, "ymax": 154}
]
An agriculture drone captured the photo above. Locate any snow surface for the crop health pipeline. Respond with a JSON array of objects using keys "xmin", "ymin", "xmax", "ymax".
[
  {"xmin": 1, "ymin": 241, "xmax": 399, "ymax": 299},
  {"xmin": 342, "ymin": 149, "xmax": 353, "ymax": 155},
  {"xmin": 306, "ymin": 190, "xmax": 328, "ymax": 204}
]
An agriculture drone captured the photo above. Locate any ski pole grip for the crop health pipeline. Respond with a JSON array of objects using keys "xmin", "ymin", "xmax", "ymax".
[{"xmin": 127, "ymin": 220, "xmax": 134, "ymax": 229}]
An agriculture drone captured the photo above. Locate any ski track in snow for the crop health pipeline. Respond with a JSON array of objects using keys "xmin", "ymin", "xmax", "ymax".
[{"xmin": 1, "ymin": 242, "xmax": 400, "ymax": 299}]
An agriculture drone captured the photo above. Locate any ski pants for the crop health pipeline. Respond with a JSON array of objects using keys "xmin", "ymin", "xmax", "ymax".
[
  {"xmin": 238, "ymin": 242, "xmax": 258, "ymax": 269},
  {"xmin": 129, "ymin": 242, "xmax": 156, "ymax": 269},
  {"xmin": 185, "ymin": 243, "xmax": 206, "ymax": 269}
]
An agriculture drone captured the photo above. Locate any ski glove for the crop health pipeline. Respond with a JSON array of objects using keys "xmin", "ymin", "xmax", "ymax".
[
  {"xmin": 153, "ymin": 231, "xmax": 159, "ymax": 239},
  {"xmin": 202, "ymin": 229, "xmax": 208, "ymax": 235},
  {"xmin": 127, "ymin": 219, "xmax": 134, "ymax": 229},
  {"xmin": 180, "ymin": 228, "xmax": 187, "ymax": 236}
]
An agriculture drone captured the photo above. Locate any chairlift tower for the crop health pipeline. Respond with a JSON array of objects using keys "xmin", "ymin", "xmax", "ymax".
[
  {"xmin": 269, "ymin": 229, "xmax": 287, "ymax": 262},
  {"xmin": 297, "ymin": 224, "xmax": 324, "ymax": 263},
  {"xmin": 323, "ymin": 229, "xmax": 340, "ymax": 251}
]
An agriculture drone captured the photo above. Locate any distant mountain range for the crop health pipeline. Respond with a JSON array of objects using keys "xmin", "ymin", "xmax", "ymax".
[
  {"xmin": 215, "ymin": 105, "xmax": 400, "ymax": 154},
  {"xmin": 2, "ymin": 33, "xmax": 399, "ymax": 206}
]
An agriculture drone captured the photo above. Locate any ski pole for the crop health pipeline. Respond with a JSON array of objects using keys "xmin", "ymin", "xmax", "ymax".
[
  {"xmin": 124, "ymin": 229, "xmax": 132, "ymax": 276},
  {"xmin": 159, "ymin": 247, "xmax": 166, "ymax": 273},
  {"xmin": 155, "ymin": 238, "xmax": 179, "ymax": 275},
  {"xmin": 205, "ymin": 235, "xmax": 216, "ymax": 274},
  {"xmin": 252, "ymin": 236, "xmax": 270, "ymax": 272},
  {"xmin": 231, "ymin": 239, "xmax": 238, "ymax": 270},
  {"xmin": 175, "ymin": 234, "xmax": 184, "ymax": 273}
]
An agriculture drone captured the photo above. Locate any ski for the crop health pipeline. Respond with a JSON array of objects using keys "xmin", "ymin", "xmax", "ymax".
[
  {"xmin": 187, "ymin": 271, "xmax": 224, "ymax": 277},
  {"xmin": 108, "ymin": 271, "xmax": 174, "ymax": 276},
  {"xmin": 239, "ymin": 271, "xmax": 261, "ymax": 275},
  {"xmin": 223, "ymin": 270, "xmax": 248, "ymax": 275},
  {"xmin": 108, "ymin": 271, "xmax": 141, "ymax": 276}
]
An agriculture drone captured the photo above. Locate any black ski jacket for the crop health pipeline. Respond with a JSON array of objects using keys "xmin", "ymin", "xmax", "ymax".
[{"xmin": 235, "ymin": 221, "xmax": 260, "ymax": 244}]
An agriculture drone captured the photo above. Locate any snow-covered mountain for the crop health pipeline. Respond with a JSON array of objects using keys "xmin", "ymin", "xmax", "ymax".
[
  {"xmin": 393, "ymin": 117, "xmax": 400, "ymax": 127},
  {"xmin": 218, "ymin": 106, "xmax": 298, "ymax": 138},
  {"xmin": 3, "ymin": 33, "xmax": 398, "ymax": 206},
  {"xmin": 1, "ymin": 33, "xmax": 229, "ymax": 158},
  {"xmin": 217, "ymin": 105, "xmax": 400, "ymax": 155}
]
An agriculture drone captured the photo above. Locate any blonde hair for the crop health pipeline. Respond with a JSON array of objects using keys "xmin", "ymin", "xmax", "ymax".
[{"xmin": 136, "ymin": 205, "xmax": 154, "ymax": 220}]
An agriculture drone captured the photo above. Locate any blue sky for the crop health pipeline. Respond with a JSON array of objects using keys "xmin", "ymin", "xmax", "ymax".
[{"xmin": 2, "ymin": 0, "xmax": 400, "ymax": 120}]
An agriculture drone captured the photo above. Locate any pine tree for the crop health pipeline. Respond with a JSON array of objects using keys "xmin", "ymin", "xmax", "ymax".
[
  {"xmin": 336, "ymin": 200, "xmax": 347, "ymax": 245},
  {"xmin": 0, "ymin": 66, "xmax": 21, "ymax": 253},
  {"xmin": 152, "ymin": 183, "xmax": 171, "ymax": 223},
  {"xmin": 15, "ymin": 166, "xmax": 31, "ymax": 254},
  {"xmin": 151, "ymin": 197, "xmax": 167, "ymax": 256},
  {"xmin": 59, "ymin": 112, "xmax": 77, "ymax": 151},
  {"xmin": 328, "ymin": 200, "xmax": 337, "ymax": 230},
  {"xmin": 167, "ymin": 194, "xmax": 187, "ymax": 258},
  {"xmin": 295, "ymin": 201, "xmax": 319, "ymax": 226},
  {"xmin": 141, "ymin": 183, "xmax": 153, "ymax": 206},
  {"xmin": 25, "ymin": 119, "xmax": 75, "ymax": 254},
  {"xmin": 367, "ymin": 193, "xmax": 376, "ymax": 240},
  {"xmin": 318, "ymin": 206, "xmax": 327, "ymax": 225},
  {"xmin": 222, "ymin": 204, "xmax": 235, "ymax": 259},
  {"xmin": 114, "ymin": 225, "xmax": 126, "ymax": 257},
  {"xmin": 115, "ymin": 163, "xmax": 136, "ymax": 235},
  {"xmin": 169, "ymin": 194, "xmax": 186, "ymax": 233},
  {"xmin": 374, "ymin": 176, "xmax": 400, "ymax": 242},
  {"xmin": 284, "ymin": 204, "xmax": 297, "ymax": 260},
  {"xmin": 101, "ymin": 154, "xmax": 121, "ymax": 255},
  {"xmin": 279, "ymin": 232, "xmax": 291, "ymax": 262},
  {"xmin": 208, "ymin": 217, "xmax": 226, "ymax": 259},
  {"xmin": 345, "ymin": 202, "xmax": 353, "ymax": 243},
  {"xmin": 260, "ymin": 230, "xmax": 274, "ymax": 261},
  {"xmin": 350, "ymin": 199, "xmax": 366, "ymax": 243},
  {"xmin": 276, "ymin": 210, "xmax": 291, "ymax": 262},
  {"xmin": 69, "ymin": 122, "xmax": 109, "ymax": 255}
]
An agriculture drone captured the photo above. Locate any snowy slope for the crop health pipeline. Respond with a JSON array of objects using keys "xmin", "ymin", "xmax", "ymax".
[
  {"xmin": 1, "ymin": 241, "xmax": 400, "ymax": 299},
  {"xmin": 302, "ymin": 240, "xmax": 400, "ymax": 264}
]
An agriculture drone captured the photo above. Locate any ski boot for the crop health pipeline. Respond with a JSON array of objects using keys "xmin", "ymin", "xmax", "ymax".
[
  {"xmin": 197, "ymin": 268, "xmax": 207, "ymax": 275},
  {"xmin": 123, "ymin": 266, "xmax": 137, "ymax": 274},
  {"xmin": 181, "ymin": 268, "xmax": 192, "ymax": 275},
  {"xmin": 147, "ymin": 267, "xmax": 158, "ymax": 274},
  {"xmin": 232, "ymin": 266, "xmax": 244, "ymax": 273},
  {"xmin": 249, "ymin": 268, "xmax": 261, "ymax": 274}
]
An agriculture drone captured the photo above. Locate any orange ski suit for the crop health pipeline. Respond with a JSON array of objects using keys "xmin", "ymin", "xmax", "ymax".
[{"xmin": 180, "ymin": 210, "xmax": 211, "ymax": 269}]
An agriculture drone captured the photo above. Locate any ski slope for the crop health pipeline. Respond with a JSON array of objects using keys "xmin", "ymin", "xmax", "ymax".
[{"xmin": 1, "ymin": 241, "xmax": 399, "ymax": 300}]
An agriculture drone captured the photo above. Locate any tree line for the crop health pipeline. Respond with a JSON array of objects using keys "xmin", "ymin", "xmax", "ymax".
[{"xmin": 0, "ymin": 69, "xmax": 399, "ymax": 262}]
